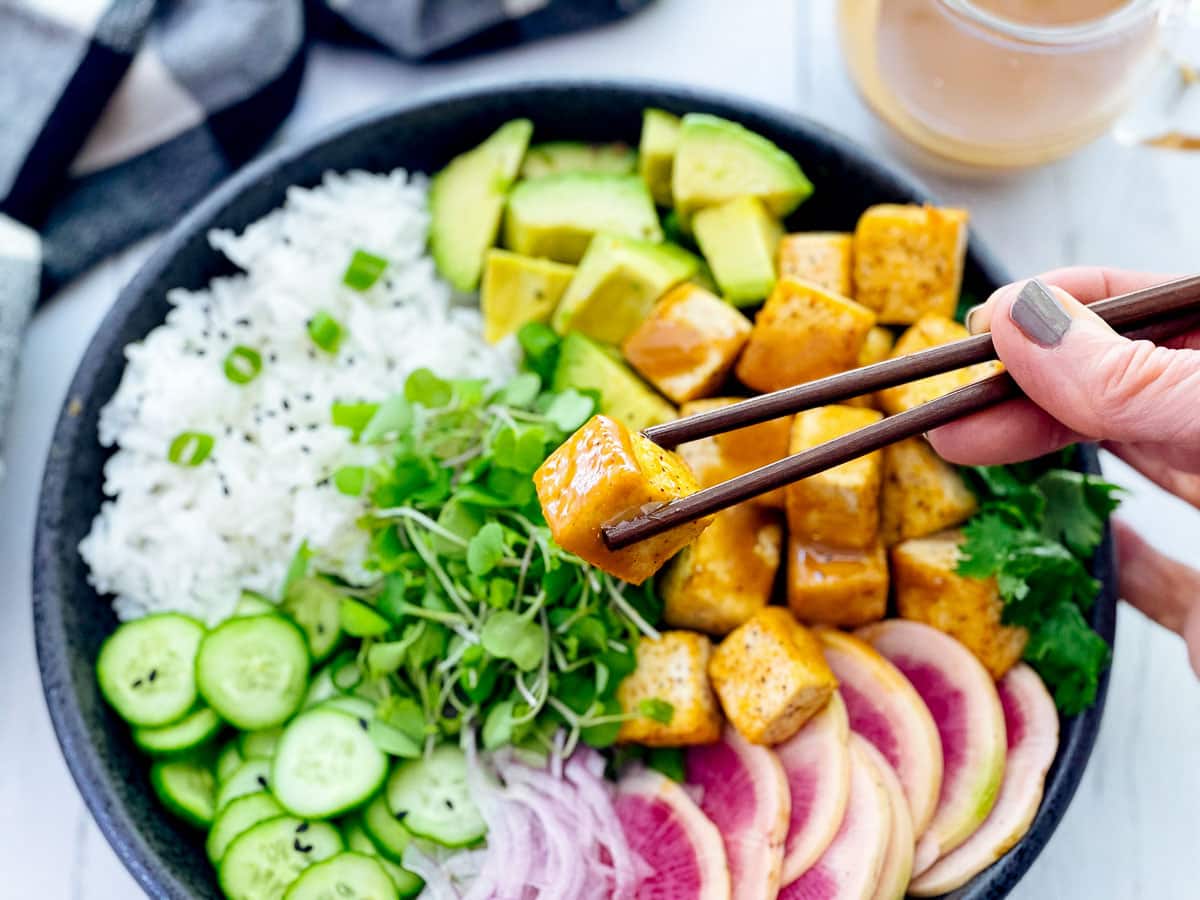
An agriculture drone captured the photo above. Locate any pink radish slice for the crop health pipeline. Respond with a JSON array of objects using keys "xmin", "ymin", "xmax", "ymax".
[
  {"xmin": 857, "ymin": 620, "xmax": 1006, "ymax": 876},
  {"xmin": 777, "ymin": 692, "xmax": 852, "ymax": 883},
  {"xmin": 857, "ymin": 739, "xmax": 914, "ymax": 900},
  {"xmin": 779, "ymin": 734, "xmax": 892, "ymax": 900},
  {"xmin": 615, "ymin": 768, "xmax": 732, "ymax": 900},
  {"xmin": 685, "ymin": 726, "xmax": 791, "ymax": 900},
  {"xmin": 817, "ymin": 628, "xmax": 943, "ymax": 836},
  {"xmin": 908, "ymin": 664, "xmax": 1059, "ymax": 896}
]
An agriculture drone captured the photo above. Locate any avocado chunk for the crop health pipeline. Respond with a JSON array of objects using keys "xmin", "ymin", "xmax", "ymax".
[
  {"xmin": 429, "ymin": 119, "xmax": 533, "ymax": 292},
  {"xmin": 672, "ymin": 113, "xmax": 812, "ymax": 223},
  {"xmin": 521, "ymin": 141, "xmax": 637, "ymax": 179},
  {"xmin": 503, "ymin": 173, "xmax": 663, "ymax": 264},
  {"xmin": 639, "ymin": 109, "xmax": 681, "ymax": 206},
  {"xmin": 693, "ymin": 196, "xmax": 782, "ymax": 305},
  {"xmin": 551, "ymin": 234, "xmax": 699, "ymax": 344},
  {"xmin": 552, "ymin": 332, "xmax": 676, "ymax": 432},
  {"xmin": 481, "ymin": 249, "xmax": 575, "ymax": 343}
]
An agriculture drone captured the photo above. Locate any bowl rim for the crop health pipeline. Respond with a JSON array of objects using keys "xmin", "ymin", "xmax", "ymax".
[{"xmin": 32, "ymin": 77, "xmax": 1114, "ymax": 900}]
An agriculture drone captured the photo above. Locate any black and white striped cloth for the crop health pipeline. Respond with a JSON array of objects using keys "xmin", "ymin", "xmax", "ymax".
[{"xmin": 0, "ymin": 0, "xmax": 653, "ymax": 474}]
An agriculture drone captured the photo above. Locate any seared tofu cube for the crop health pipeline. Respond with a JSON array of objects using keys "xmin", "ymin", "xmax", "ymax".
[
  {"xmin": 675, "ymin": 398, "xmax": 791, "ymax": 508},
  {"xmin": 845, "ymin": 326, "xmax": 896, "ymax": 409},
  {"xmin": 787, "ymin": 538, "xmax": 889, "ymax": 627},
  {"xmin": 617, "ymin": 631, "xmax": 722, "ymax": 746},
  {"xmin": 735, "ymin": 278, "xmax": 876, "ymax": 394},
  {"xmin": 881, "ymin": 437, "xmax": 978, "ymax": 545},
  {"xmin": 533, "ymin": 415, "xmax": 712, "ymax": 585},
  {"xmin": 709, "ymin": 607, "xmax": 838, "ymax": 745},
  {"xmin": 622, "ymin": 283, "xmax": 752, "ymax": 404},
  {"xmin": 853, "ymin": 204, "xmax": 969, "ymax": 324},
  {"xmin": 661, "ymin": 503, "xmax": 784, "ymax": 635},
  {"xmin": 787, "ymin": 406, "xmax": 884, "ymax": 550},
  {"xmin": 892, "ymin": 530, "xmax": 1028, "ymax": 678},
  {"xmin": 876, "ymin": 315, "xmax": 1004, "ymax": 415},
  {"xmin": 777, "ymin": 232, "xmax": 853, "ymax": 296}
]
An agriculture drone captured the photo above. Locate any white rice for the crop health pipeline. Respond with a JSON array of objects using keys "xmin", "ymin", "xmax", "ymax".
[{"xmin": 80, "ymin": 169, "xmax": 516, "ymax": 624}]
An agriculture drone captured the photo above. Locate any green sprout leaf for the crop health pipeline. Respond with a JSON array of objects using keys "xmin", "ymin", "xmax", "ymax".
[{"xmin": 481, "ymin": 611, "xmax": 546, "ymax": 672}]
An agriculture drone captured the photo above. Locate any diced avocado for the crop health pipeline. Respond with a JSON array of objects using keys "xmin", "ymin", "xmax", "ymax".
[
  {"xmin": 481, "ymin": 249, "xmax": 576, "ymax": 343},
  {"xmin": 551, "ymin": 234, "xmax": 699, "ymax": 344},
  {"xmin": 503, "ymin": 173, "xmax": 663, "ymax": 264},
  {"xmin": 639, "ymin": 109, "xmax": 681, "ymax": 206},
  {"xmin": 672, "ymin": 113, "xmax": 813, "ymax": 223},
  {"xmin": 520, "ymin": 141, "xmax": 637, "ymax": 179},
  {"xmin": 690, "ymin": 260, "xmax": 719, "ymax": 293},
  {"xmin": 552, "ymin": 332, "xmax": 676, "ymax": 432},
  {"xmin": 693, "ymin": 196, "xmax": 782, "ymax": 305},
  {"xmin": 429, "ymin": 119, "xmax": 533, "ymax": 292}
]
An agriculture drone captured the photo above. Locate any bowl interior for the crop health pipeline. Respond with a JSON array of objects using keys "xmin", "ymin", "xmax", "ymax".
[{"xmin": 33, "ymin": 81, "xmax": 1115, "ymax": 900}]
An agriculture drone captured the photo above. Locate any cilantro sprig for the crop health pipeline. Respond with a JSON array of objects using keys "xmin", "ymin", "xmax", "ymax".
[{"xmin": 957, "ymin": 457, "xmax": 1122, "ymax": 714}]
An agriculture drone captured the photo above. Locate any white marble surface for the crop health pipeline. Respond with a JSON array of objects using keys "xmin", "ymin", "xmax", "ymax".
[{"xmin": 2, "ymin": 0, "xmax": 1198, "ymax": 896}]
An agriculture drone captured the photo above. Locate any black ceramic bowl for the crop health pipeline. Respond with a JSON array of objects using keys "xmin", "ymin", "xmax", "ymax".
[{"xmin": 34, "ymin": 81, "xmax": 1115, "ymax": 899}]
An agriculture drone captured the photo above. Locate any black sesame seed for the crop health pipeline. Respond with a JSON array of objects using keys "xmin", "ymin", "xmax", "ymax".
[
  {"xmin": 131, "ymin": 679, "xmax": 144, "ymax": 688},
  {"xmin": 358, "ymin": 718, "xmax": 368, "ymax": 731},
  {"xmin": 300, "ymin": 446, "xmax": 311, "ymax": 455},
  {"xmin": 394, "ymin": 810, "xmax": 408, "ymax": 822},
  {"xmin": 281, "ymin": 399, "xmax": 290, "ymax": 411},
  {"xmin": 268, "ymin": 353, "xmax": 278, "ymax": 364},
  {"xmin": 235, "ymin": 317, "xmax": 250, "ymax": 327},
  {"xmin": 444, "ymin": 799, "xmax": 454, "ymax": 811},
  {"xmin": 195, "ymin": 348, "xmax": 207, "ymax": 357},
  {"xmin": 148, "ymin": 669, "xmax": 158, "ymax": 682},
  {"xmin": 296, "ymin": 823, "xmax": 310, "ymax": 833},
  {"xmin": 218, "ymin": 330, "xmax": 229, "ymax": 341},
  {"xmin": 303, "ymin": 393, "xmax": 313, "ymax": 402},
  {"xmin": 256, "ymin": 775, "xmax": 268, "ymax": 788},
  {"xmin": 293, "ymin": 839, "xmax": 313, "ymax": 853},
  {"xmin": 286, "ymin": 424, "xmax": 297, "ymax": 434},
  {"xmin": 317, "ymin": 624, "xmax": 326, "ymax": 635}
]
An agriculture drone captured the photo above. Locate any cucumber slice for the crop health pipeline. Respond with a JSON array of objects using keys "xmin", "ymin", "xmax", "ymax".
[
  {"xmin": 96, "ymin": 614, "xmax": 205, "ymax": 727},
  {"xmin": 235, "ymin": 591, "xmax": 277, "ymax": 617},
  {"xmin": 302, "ymin": 665, "xmax": 339, "ymax": 710},
  {"xmin": 207, "ymin": 791, "xmax": 283, "ymax": 863},
  {"xmin": 281, "ymin": 577, "xmax": 343, "ymax": 663},
  {"xmin": 273, "ymin": 708, "xmax": 387, "ymax": 818},
  {"xmin": 319, "ymin": 695, "xmax": 375, "ymax": 723},
  {"xmin": 150, "ymin": 757, "xmax": 216, "ymax": 828},
  {"xmin": 134, "ymin": 706, "xmax": 222, "ymax": 756},
  {"xmin": 343, "ymin": 819, "xmax": 423, "ymax": 898},
  {"xmin": 240, "ymin": 727, "xmax": 284, "ymax": 760},
  {"xmin": 219, "ymin": 816, "xmax": 342, "ymax": 900},
  {"xmin": 218, "ymin": 758, "xmax": 274, "ymax": 811},
  {"xmin": 217, "ymin": 740, "xmax": 245, "ymax": 782},
  {"xmin": 282, "ymin": 852, "xmax": 398, "ymax": 900},
  {"xmin": 361, "ymin": 794, "xmax": 413, "ymax": 864},
  {"xmin": 197, "ymin": 615, "xmax": 309, "ymax": 730},
  {"xmin": 386, "ymin": 745, "xmax": 485, "ymax": 847}
]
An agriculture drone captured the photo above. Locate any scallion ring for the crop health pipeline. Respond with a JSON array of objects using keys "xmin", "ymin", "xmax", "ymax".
[
  {"xmin": 167, "ymin": 431, "xmax": 215, "ymax": 467},
  {"xmin": 222, "ymin": 345, "xmax": 263, "ymax": 385},
  {"xmin": 343, "ymin": 249, "xmax": 388, "ymax": 291},
  {"xmin": 307, "ymin": 310, "xmax": 344, "ymax": 353}
]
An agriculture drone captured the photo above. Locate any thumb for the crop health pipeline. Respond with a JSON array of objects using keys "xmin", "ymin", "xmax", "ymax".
[{"xmin": 989, "ymin": 278, "xmax": 1200, "ymax": 455}]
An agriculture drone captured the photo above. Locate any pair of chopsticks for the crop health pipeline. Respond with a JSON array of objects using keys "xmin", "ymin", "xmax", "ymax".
[{"xmin": 601, "ymin": 274, "xmax": 1200, "ymax": 550}]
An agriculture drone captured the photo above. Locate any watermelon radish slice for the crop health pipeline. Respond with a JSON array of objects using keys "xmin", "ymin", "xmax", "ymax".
[
  {"xmin": 908, "ymin": 664, "xmax": 1059, "ymax": 896},
  {"xmin": 857, "ymin": 620, "xmax": 1006, "ymax": 876},
  {"xmin": 686, "ymin": 725, "xmax": 791, "ymax": 900},
  {"xmin": 857, "ymin": 738, "xmax": 914, "ymax": 900},
  {"xmin": 778, "ymin": 734, "xmax": 892, "ymax": 900},
  {"xmin": 615, "ymin": 768, "xmax": 732, "ymax": 900},
  {"xmin": 777, "ymin": 692, "xmax": 851, "ymax": 884},
  {"xmin": 817, "ymin": 628, "xmax": 943, "ymax": 837}
]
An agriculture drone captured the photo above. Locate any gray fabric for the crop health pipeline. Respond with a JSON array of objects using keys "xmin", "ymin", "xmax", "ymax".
[
  {"xmin": 0, "ymin": 215, "xmax": 40, "ymax": 473},
  {"xmin": 334, "ymin": 0, "xmax": 512, "ymax": 58}
]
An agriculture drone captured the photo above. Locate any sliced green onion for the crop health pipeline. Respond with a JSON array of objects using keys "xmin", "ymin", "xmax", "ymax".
[
  {"xmin": 333, "ymin": 466, "xmax": 367, "ymax": 496},
  {"xmin": 340, "ymin": 598, "xmax": 391, "ymax": 638},
  {"xmin": 222, "ymin": 345, "xmax": 263, "ymax": 385},
  {"xmin": 342, "ymin": 249, "xmax": 388, "ymax": 291},
  {"xmin": 167, "ymin": 431, "xmax": 214, "ymax": 467},
  {"xmin": 307, "ymin": 310, "xmax": 344, "ymax": 353}
]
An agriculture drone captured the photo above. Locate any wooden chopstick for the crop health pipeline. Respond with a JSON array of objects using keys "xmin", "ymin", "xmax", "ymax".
[
  {"xmin": 601, "ymin": 285, "xmax": 1200, "ymax": 552},
  {"xmin": 643, "ymin": 274, "xmax": 1200, "ymax": 449}
]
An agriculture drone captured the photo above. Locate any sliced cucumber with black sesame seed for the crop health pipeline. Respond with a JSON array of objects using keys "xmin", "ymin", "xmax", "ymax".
[
  {"xmin": 219, "ymin": 816, "xmax": 343, "ymax": 900},
  {"xmin": 207, "ymin": 791, "xmax": 283, "ymax": 864},
  {"xmin": 360, "ymin": 794, "xmax": 414, "ymax": 864},
  {"xmin": 97, "ymin": 613, "xmax": 205, "ymax": 727},
  {"xmin": 280, "ymin": 577, "xmax": 344, "ymax": 663},
  {"xmin": 196, "ymin": 615, "xmax": 309, "ymax": 730},
  {"xmin": 217, "ymin": 758, "xmax": 274, "ymax": 811},
  {"xmin": 134, "ymin": 706, "xmax": 223, "ymax": 756},
  {"xmin": 150, "ymin": 757, "xmax": 216, "ymax": 828},
  {"xmin": 385, "ymin": 745, "xmax": 485, "ymax": 847},
  {"xmin": 342, "ymin": 819, "xmax": 423, "ymax": 898},
  {"xmin": 282, "ymin": 852, "xmax": 398, "ymax": 900},
  {"xmin": 217, "ymin": 740, "xmax": 245, "ymax": 782},
  {"xmin": 239, "ymin": 727, "xmax": 284, "ymax": 760},
  {"xmin": 272, "ymin": 707, "xmax": 387, "ymax": 818}
]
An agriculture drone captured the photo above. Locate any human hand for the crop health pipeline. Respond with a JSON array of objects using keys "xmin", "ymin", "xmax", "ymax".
[{"xmin": 927, "ymin": 267, "xmax": 1200, "ymax": 676}]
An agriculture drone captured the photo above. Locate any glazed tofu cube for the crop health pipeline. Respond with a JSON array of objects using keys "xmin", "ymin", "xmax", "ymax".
[
  {"xmin": 533, "ymin": 415, "xmax": 712, "ymax": 585},
  {"xmin": 787, "ymin": 538, "xmax": 889, "ymax": 627},
  {"xmin": 786, "ymin": 406, "xmax": 884, "ymax": 550},
  {"xmin": 777, "ymin": 232, "xmax": 853, "ymax": 296},
  {"xmin": 622, "ymin": 283, "xmax": 752, "ymax": 404},
  {"xmin": 617, "ymin": 631, "xmax": 722, "ymax": 746},
  {"xmin": 876, "ymin": 315, "xmax": 1004, "ymax": 415},
  {"xmin": 892, "ymin": 530, "xmax": 1028, "ymax": 678},
  {"xmin": 735, "ymin": 278, "xmax": 876, "ymax": 394},
  {"xmin": 675, "ymin": 398, "xmax": 792, "ymax": 508},
  {"xmin": 661, "ymin": 503, "xmax": 784, "ymax": 635},
  {"xmin": 853, "ymin": 204, "xmax": 969, "ymax": 324},
  {"xmin": 845, "ymin": 326, "xmax": 896, "ymax": 409},
  {"xmin": 709, "ymin": 607, "xmax": 838, "ymax": 745},
  {"xmin": 881, "ymin": 437, "xmax": 978, "ymax": 545}
]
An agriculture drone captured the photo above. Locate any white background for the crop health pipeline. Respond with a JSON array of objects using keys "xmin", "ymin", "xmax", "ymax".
[{"xmin": 2, "ymin": 1, "xmax": 1198, "ymax": 896}]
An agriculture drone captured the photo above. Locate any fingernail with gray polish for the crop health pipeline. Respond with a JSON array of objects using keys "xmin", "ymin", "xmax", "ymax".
[{"xmin": 1011, "ymin": 279, "xmax": 1071, "ymax": 347}]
